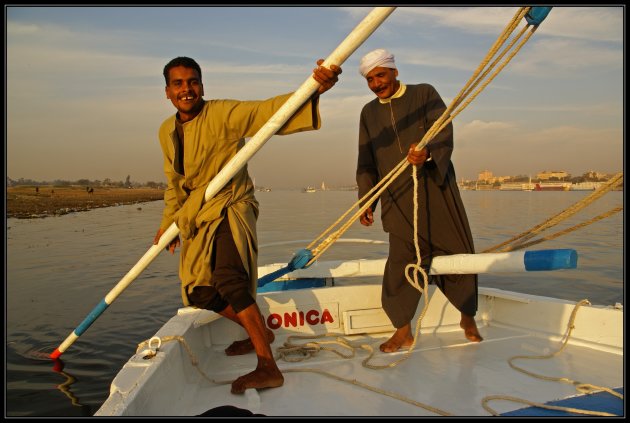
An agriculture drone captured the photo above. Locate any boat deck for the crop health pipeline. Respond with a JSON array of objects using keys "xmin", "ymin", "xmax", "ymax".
[
  {"xmin": 185, "ymin": 327, "xmax": 623, "ymax": 416},
  {"xmin": 97, "ymin": 284, "xmax": 623, "ymax": 417}
]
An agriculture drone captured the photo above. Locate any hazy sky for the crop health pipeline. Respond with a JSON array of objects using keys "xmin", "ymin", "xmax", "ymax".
[{"xmin": 5, "ymin": 6, "xmax": 624, "ymax": 188}]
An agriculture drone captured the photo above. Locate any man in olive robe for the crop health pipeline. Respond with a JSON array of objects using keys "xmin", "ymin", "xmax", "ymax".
[
  {"xmin": 154, "ymin": 56, "xmax": 341, "ymax": 393},
  {"xmin": 356, "ymin": 49, "xmax": 482, "ymax": 353}
]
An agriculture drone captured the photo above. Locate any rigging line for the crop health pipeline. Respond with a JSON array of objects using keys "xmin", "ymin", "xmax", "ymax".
[
  {"xmin": 307, "ymin": 9, "xmax": 541, "ymax": 264},
  {"xmin": 416, "ymin": 7, "xmax": 530, "ymax": 148},
  {"xmin": 499, "ymin": 206, "xmax": 623, "ymax": 252},
  {"xmin": 306, "ymin": 159, "xmax": 407, "ymax": 250},
  {"xmin": 434, "ymin": 23, "xmax": 539, "ymax": 143},
  {"xmin": 361, "ymin": 22, "xmax": 546, "ymax": 365},
  {"xmin": 483, "ymin": 173, "xmax": 623, "ymax": 253},
  {"xmin": 456, "ymin": 7, "xmax": 529, "ymax": 107},
  {"xmin": 307, "ymin": 161, "xmax": 410, "ymax": 264},
  {"xmin": 305, "ymin": 9, "xmax": 532, "ymax": 253}
]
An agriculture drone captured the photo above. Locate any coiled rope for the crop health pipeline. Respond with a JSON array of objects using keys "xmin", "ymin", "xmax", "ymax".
[
  {"xmin": 481, "ymin": 299, "xmax": 624, "ymax": 416},
  {"xmin": 275, "ymin": 332, "xmax": 451, "ymax": 415},
  {"xmin": 138, "ymin": 295, "xmax": 622, "ymax": 416}
]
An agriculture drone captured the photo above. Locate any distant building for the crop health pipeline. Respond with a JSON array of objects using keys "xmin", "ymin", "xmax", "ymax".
[
  {"xmin": 478, "ymin": 170, "xmax": 493, "ymax": 182},
  {"xmin": 477, "ymin": 170, "xmax": 509, "ymax": 184},
  {"xmin": 584, "ymin": 170, "xmax": 607, "ymax": 180},
  {"xmin": 537, "ymin": 170, "xmax": 569, "ymax": 180}
]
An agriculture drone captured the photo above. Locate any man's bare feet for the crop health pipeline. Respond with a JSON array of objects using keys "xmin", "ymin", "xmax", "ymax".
[
  {"xmin": 231, "ymin": 365, "xmax": 284, "ymax": 394},
  {"xmin": 460, "ymin": 314, "xmax": 483, "ymax": 342},
  {"xmin": 225, "ymin": 329, "xmax": 275, "ymax": 356},
  {"xmin": 380, "ymin": 325, "xmax": 414, "ymax": 353}
]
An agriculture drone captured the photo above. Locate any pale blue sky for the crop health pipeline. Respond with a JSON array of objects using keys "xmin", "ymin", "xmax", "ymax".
[{"xmin": 5, "ymin": 6, "xmax": 624, "ymax": 188}]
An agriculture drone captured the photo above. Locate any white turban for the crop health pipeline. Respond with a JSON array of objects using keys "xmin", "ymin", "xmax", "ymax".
[{"xmin": 359, "ymin": 48, "xmax": 396, "ymax": 77}]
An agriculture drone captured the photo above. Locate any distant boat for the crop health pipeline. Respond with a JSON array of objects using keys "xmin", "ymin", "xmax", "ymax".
[
  {"xmin": 303, "ymin": 186, "xmax": 316, "ymax": 193},
  {"xmin": 499, "ymin": 182, "xmax": 527, "ymax": 191},
  {"xmin": 499, "ymin": 180, "xmax": 535, "ymax": 191},
  {"xmin": 534, "ymin": 182, "xmax": 571, "ymax": 191},
  {"xmin": 524, "ymin": 176, "xmax": 534, "ymax": 191},
  {"xmin": 321, "ymin": 181, "xmax": 327, "ymax": 191},
  {"xmin": 571, "ymin": 182, "xmax": 602, "ymax": 191}
]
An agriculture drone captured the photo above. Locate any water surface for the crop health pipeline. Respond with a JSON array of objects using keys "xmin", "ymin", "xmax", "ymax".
[{"xmin": 5, "ymin": 190, "xmax": 624, "ymax": 416}]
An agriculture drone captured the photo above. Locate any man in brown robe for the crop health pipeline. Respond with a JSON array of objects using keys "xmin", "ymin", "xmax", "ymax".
[
  {"xmin": 356, "ymin": 49, "xmax": 482, "ymax": 353},
  {"xmin": 154, "ymin": 56, "xmax": 342, "ymax": 393}
]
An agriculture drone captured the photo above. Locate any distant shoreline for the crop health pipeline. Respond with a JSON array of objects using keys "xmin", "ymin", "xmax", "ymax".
[{"xmin": 6, "ymin": 186, "xmax": 165, "ymax": 219}]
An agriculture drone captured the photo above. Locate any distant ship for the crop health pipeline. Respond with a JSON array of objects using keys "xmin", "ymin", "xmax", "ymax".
[
  {"xmin": 252, "ymin": 178, "xmax": 271, "ymax": 192},
  {"xmin": 534, "ymin": 182, "xmax": 571, "ymax": 191},
  {"xmin": 499, "ymin": 182, "xmax": 534, "ymax": 191},
  {"xmin": 570, "ymin": 182, "xmax": 602, "ymax": 191},
  {"xmin": 303, "ymin": 186, "xmax": 316, "ymax": 193},
  {"xmin": 499, "ymin": 178, "xmax": 535, "ymax": 191}
]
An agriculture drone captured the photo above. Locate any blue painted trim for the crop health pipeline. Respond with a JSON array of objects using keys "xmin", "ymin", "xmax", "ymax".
[
  {"xmin": 75, "ymin": 299, "xmax": 109, "ymax": 336},
  {"xmin": 258, "ymin": 249, "xmax": 314, "ymax": 287},
  {"xmin": 258, "ymin": 267, "xmax": 293, "ymax": 287},
  {"xmin": 502, "ymin": 387, "xmax": 623, "ymax": 416},
  {"xmin": 525, "ymin": 7, "xmax": 552, "ymax": 26},
  {"xmin": 524, "ymin": 249, "xmax": 577, "ymax": 271},
  {"xmin": 257, "ymin": 278, "xmax": 326, "ymax": 293}
]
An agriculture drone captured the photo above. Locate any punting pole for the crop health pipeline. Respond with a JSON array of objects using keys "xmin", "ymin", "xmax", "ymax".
[{"xmin": 50, "ymin": 7, "xmax": 397, "ymax": 360}]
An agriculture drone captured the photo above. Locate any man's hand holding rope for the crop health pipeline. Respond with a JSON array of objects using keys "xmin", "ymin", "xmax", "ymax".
[{"xmin": 407, "ymin": 142, "xmax": 429, "ymax": 166}]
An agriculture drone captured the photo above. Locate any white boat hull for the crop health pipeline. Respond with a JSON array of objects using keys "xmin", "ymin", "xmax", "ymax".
[{"xmin": 96, "ymin": 271, "xmax": 623, "ymax": 416}]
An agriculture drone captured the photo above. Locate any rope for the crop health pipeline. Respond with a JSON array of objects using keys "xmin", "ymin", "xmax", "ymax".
[
  {"xmin": 299, "ymin": 6, "xmax": 539, "ymax": 376},
  {"xmin": 359, "ymin": 165, "xmax": 432, "ymax": 371},
  {"xmin": 138, "ymin": 299, "xmax": 622, "ymax": 417},
  {"xmin": 483, "ymin": 173, "xmax": 623, "ymax": 253},
  {"xmin": 136, "ymin": 331, "xmax": 451, "ymax": 415},
  {"xmin": 132, "ymin": 9, "xmax": 622, "ymax": 417},
  {"xmin": 274, "ymin": 332, "xmax": 451, "ymax": 416},
  {"xmin": 481, "ymin": 299, "xmax": 624, "ymax": 416},
  {"xmin": 283, "ymin": 366, "xmax": 451, "ymax": 416},
  {"xmin": 136, "ymin": 335, "xmax": 232, "ymax": 386},
  {"xmin": 500, "ymin": 206, "xmax": 622, "ymax": 251},
  {"xmin": 304, "ymin": 6, "xmax": 539, "ymax": 266}
]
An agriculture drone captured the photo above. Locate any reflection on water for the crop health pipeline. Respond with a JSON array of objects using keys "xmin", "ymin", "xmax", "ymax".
[
  {"xmin": 6, "ymin": 190, "xmax": 623, "ymax": 416},
  {"xmin": 52, "ymin": 358, "xmax": 91, "ymax": 414}
]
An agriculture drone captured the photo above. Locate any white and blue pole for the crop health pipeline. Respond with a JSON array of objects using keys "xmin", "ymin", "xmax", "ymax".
[
  {"xmin": 256, "ymin": 249, "xmax": 578, "ymax": 289},
  {"xmin": 50, "ymin": 7, "xmax": 397, "ymax": 360}
]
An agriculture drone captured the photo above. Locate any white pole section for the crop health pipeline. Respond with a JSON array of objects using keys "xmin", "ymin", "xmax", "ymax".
[
  {"xmin": 50, "ymin": 7, "xmax": 396, "ymax": 359},
  {"xmin": 257, "ymin": 249, "xmax": 578, "ymax": 280}
]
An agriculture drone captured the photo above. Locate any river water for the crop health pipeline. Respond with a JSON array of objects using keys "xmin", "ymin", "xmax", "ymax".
[{"xmin": 5, "ymin": 190, "xmax": 624, "ymax": 416}]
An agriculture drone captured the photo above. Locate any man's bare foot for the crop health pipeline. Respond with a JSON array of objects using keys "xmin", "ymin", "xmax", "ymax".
[
  {"xmin": 380, "ymin": 326, "xmax": 414, "ymax": 353},
  {"xmin": 231, "ymin": 366, "xmax": 284, "ymax": 394},
  {"xmin": 225, "ymin": 329, "xmax": 275, "ymax": 356},
  {"xmin": 460, "ymin": 315, "xmax": 483, "ymax": 342}
]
